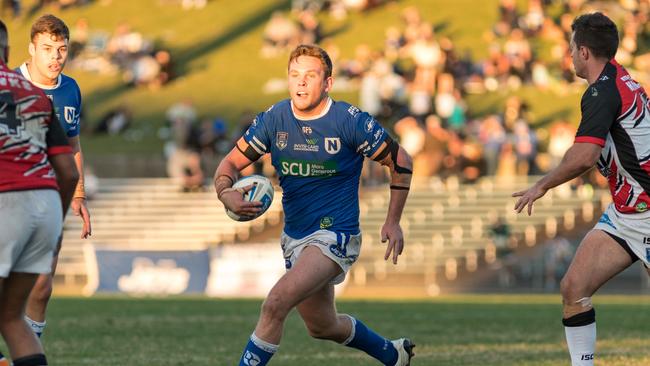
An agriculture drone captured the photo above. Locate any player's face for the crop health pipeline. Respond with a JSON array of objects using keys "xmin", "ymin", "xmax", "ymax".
[
  {"xmin": 569, "ymin": 32, "xmax": 586, "ymax": 79},
  {"xmin": 288, "ymin": 55, "xmax": 332, "ymax": 117},
  {"xmin": 29, "ymin": 32, "xmax": 68, "ymax": 85}
]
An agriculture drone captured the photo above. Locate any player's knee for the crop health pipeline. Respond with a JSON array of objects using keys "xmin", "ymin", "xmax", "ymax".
[
  {"xmin": 30, "ymin": 278, "xmax": 53, "ymax": 306},
  {"xmin": 260, "ymin": 293, "xmax": 290, "ymax": 321},
  {"xmin": 559, "ymin": 275, "xmax": 583, "ymax": 301},
  {"xmin": 305, "ymin": 322, "xmax": 336, "ymax": 340}
]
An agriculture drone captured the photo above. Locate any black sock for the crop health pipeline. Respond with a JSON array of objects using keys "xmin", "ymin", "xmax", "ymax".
[{"xmin": 12, "ymin": 354, "xmax": 47, "ymax": 366}]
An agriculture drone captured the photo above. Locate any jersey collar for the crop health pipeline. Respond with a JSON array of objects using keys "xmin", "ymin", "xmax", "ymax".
[
  {"xmin": 19, "ymin": 63, "xmax": 61, "ymax": 90},
  {"xmin": 291, "ymin": 97, "xmax": 332, "ymax": 121}
]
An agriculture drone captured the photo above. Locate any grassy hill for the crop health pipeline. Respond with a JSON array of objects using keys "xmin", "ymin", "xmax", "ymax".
[{"xmin": 4, "ymin": 0, "xmax": 582, "ymax": 172}]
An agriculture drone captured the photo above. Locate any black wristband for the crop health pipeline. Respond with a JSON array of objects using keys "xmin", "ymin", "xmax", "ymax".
[{"xmin": 390, "ymin": 185, "xmax": 410, "ymax": 190}]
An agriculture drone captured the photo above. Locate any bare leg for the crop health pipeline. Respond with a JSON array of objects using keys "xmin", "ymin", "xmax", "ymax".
[
  {"xmin": 560, "ymin": 230, "xmax": 633, "ymax": 317},
  {"xmin": 559, "ymin": 230, "xmax": 633, "ymax": 365},
  {"xmin": 0, "ymin": 272, "xmax": 44, "ymax": 359},
  {"xmin": 25, "ymin": 246, "xmax": 59, "ymax": 325},
  {"xmin": 296, "ymin": 283, "xmax": 352, "ymax": 343},
  {"xmin": 254, "ymin": 245, "xmax": 342, "ymax": 344}
]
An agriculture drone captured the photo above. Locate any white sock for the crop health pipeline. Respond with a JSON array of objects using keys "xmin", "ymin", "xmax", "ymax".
[
  {"xmin": 25, "ymin": 316, "xmax": 46, "ymax": 337},
  {"xmin": 564, "ymin": 322, "xmax": 596, "ymax": 365},
  {"xmin": 250, "ymin": 333, "xmax": 279, "ymax": 354}
]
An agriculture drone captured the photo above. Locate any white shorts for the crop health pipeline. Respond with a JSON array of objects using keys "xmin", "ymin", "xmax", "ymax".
[
  {"xmin": 281, "ymin": 230, "xmax": 361, "ymax": 285},
  {"xmin": 0, "ymin": 190, "xmax": 62, "ymax": 277},
  {"xmin": 594, "ymin": 203, "xmax": 650, "ymax": 266}
]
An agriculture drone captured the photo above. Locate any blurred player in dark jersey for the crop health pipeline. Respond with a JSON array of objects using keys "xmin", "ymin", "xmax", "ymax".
[{"xmin": 514, "ymin": 12, "xmax": 650, "ymax": 366}]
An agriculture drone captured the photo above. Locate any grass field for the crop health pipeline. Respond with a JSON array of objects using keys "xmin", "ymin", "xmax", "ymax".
[{"xmin": 8, "ymin": 295, "xmax": 648, "ymax": 365}]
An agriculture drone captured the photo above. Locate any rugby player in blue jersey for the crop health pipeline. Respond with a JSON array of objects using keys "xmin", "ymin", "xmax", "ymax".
[
  {"xmin": 214, "ymin": 44, "xmax": 415, "ymax": 366},
  {"xmin": 17, "ymin": 14, "xmax": 91, "ymax": 339}
]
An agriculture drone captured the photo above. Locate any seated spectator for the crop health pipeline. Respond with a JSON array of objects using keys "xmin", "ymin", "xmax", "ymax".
[
  {"xmin": 262, "ymin": 11, "xmax": 299, "ymax": 57},
  {"xmin": 93, "ymin": 106, "xmax": 132, "ymax": 135},
  {"xmin": 69, "ymin": 18, "xmax": 89, "ymax": 59},
  {"xmin": 393, "ymin": 116, "xmax": 425, "ymax": 159},
  {"xmin": 297, "ymin": 9, "xmax": 321, "ymax": 44},
  {"xmin": 125, "ymin": 49, "xmax": 173, "ymax": 89},
  {"xmin": 414, "ymin": 114, "xmax": 448, "ymax": 177}
]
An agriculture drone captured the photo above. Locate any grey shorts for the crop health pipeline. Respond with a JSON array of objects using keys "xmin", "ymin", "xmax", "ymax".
[
  {"xmin": 0, "ymin": 190, "xmax": 62, "ymax": 277},
  {"xmin": 281, "ymin": 230, "xmax": 361, "ymax": 285}
]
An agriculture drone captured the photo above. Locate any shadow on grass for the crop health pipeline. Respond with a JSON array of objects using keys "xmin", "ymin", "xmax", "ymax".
[
  {"xmin": 83, "ymin": 81, "xmax": 131, "ymax": 111},
  {"xmin": 174, "ymin": 0, "xmax": 291, "ymax": 77}
]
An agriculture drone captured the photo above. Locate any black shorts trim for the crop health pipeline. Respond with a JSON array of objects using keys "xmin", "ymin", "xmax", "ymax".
[{"xmin": 602, "ymin": 231, "xmax": 638, "ymax": 263}]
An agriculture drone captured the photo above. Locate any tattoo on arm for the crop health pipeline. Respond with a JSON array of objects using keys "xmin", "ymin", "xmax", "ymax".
[{"xmin": 215, "ymin": 174, "xmax": 235, "ymax": 197}]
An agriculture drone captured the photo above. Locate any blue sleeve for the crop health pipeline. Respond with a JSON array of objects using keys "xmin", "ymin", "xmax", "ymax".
[
  {"xmin": 64, "ymin": 81, "xmax": 82, "ymax": 138},
  {"xmin": 350, "ymin": 111, "xmax": 388, "ymax": 158},
  {"xmin": 243, "ymin": 111, "xmax": 272, "ymax": 154}
]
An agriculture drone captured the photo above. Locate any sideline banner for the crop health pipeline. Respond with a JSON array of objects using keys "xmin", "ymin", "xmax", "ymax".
[
  {"xmin": 205, "ymin": 243, "xmax": 285, "ymax": 298},
  {"xmin": 83, "ymin": 244, "xmax": 210, "ymax": 296},
  {"xmin": 82, "ymin": 242, "xmax": 348, "ymax": 297}
]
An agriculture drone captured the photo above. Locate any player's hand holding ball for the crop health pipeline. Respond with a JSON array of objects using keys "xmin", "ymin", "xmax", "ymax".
[{"xmin": 220, "ymin": 175, "xmax": 274, "ymax": 221}]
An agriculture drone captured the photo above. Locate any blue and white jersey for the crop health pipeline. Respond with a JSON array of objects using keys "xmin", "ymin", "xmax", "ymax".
[
  {"xmin": 17, "ymin": 63, "xmax": 82, "ymax": 138},
  {"xmin": 243, "ymin": 98, "xmax": 389, "ymax": 239}
]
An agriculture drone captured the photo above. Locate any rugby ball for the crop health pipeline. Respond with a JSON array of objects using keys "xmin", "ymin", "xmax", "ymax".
[{"xmin": 225, "ymin": 175, "xmax": 274, "ymax": 221}]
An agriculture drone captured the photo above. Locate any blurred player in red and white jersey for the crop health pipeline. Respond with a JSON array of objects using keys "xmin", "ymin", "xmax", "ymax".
[
  {"xmin": 514, "ymin": 12, "xmax": 650, "ymax": 366},
  {"xmin": 0, "ymin": 20, "xmax": 78, "ymax": 366}
]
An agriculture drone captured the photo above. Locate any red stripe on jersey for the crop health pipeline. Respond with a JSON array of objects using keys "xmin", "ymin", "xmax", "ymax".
[
  {"xmin": 613, "ymin": 175, "xmax": 633, "ymax": 212},
  {"xmin": 613, "ymin": 60, "xmax": 636, "ymax": 119},
  {"xmin": 48, "ymin": 145, "xmax": 73, "ymax": 156},
  {"xmin": 0, "ymin": 61, "xmax": 63, "ymax": 193},
  {"xmin": 575, "ymin": 136, "xmax": 605, "ymax": 146}
]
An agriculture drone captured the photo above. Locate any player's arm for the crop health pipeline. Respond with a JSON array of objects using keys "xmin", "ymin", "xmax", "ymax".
[
  {"xmin": 51, "ymin": 153, "xmax": 79, "ymax": 216},
  {"xmin": 68, "ymin": 135, "xmax": 92, "ymax": 238},
  {"xmin": 514, "ymin": 82, "xmax": 618, "ymax": 216},
  {"xmin": 369, "ymin": 135, "xmax": 413, "ymax": 264},
  {"xmin": 513, "ymin": 142, "xmax": 600, "ymax": 214},
  {"xmin": 213, "ymin": 137, "xmax": 263, "ymax": 217},
  {"xmin": 46, "ymin": 113, "xmax": 79, "ymax": 217}
]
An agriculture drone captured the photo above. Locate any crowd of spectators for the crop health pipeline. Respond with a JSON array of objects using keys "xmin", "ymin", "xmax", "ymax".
[
  {"xmin": 68, "ymin": 19, "xmax": 173, "ymax": 90},
  {"xmin": 260, "ymin": 0, "xmax": 649, "ymax": 187},
  {"xmin": 1, "ymin": 0, "xmax": 92, "ymax": 19}
]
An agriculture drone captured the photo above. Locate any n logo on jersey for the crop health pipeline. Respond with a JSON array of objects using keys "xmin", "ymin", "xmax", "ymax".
[
  {"xmin": 276, "ymin": 131, "xmax": 288, "ymax": 150},
  {"xmin": 325, "ymin": 137, "xmax": 341, "ymax": 154},
  {"xmin": 365, "ymin": 117, "xmax": 375, "ymax": 132},
  {"xmin": 64, "ymin": 106, "xmax": 76, "ymax": 124}
]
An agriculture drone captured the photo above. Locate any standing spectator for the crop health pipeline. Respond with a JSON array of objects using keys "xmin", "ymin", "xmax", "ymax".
[
  {"xmin": 513, "ymin": 120, "xmax": 537, "ymax": 175},
  {"xmin": 479, "ymin": 115, "xmax": 506, "ymax": 176},
  {"xmin": 547, "ymin": 120, "xmax": 575, "ymax": 168}
]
